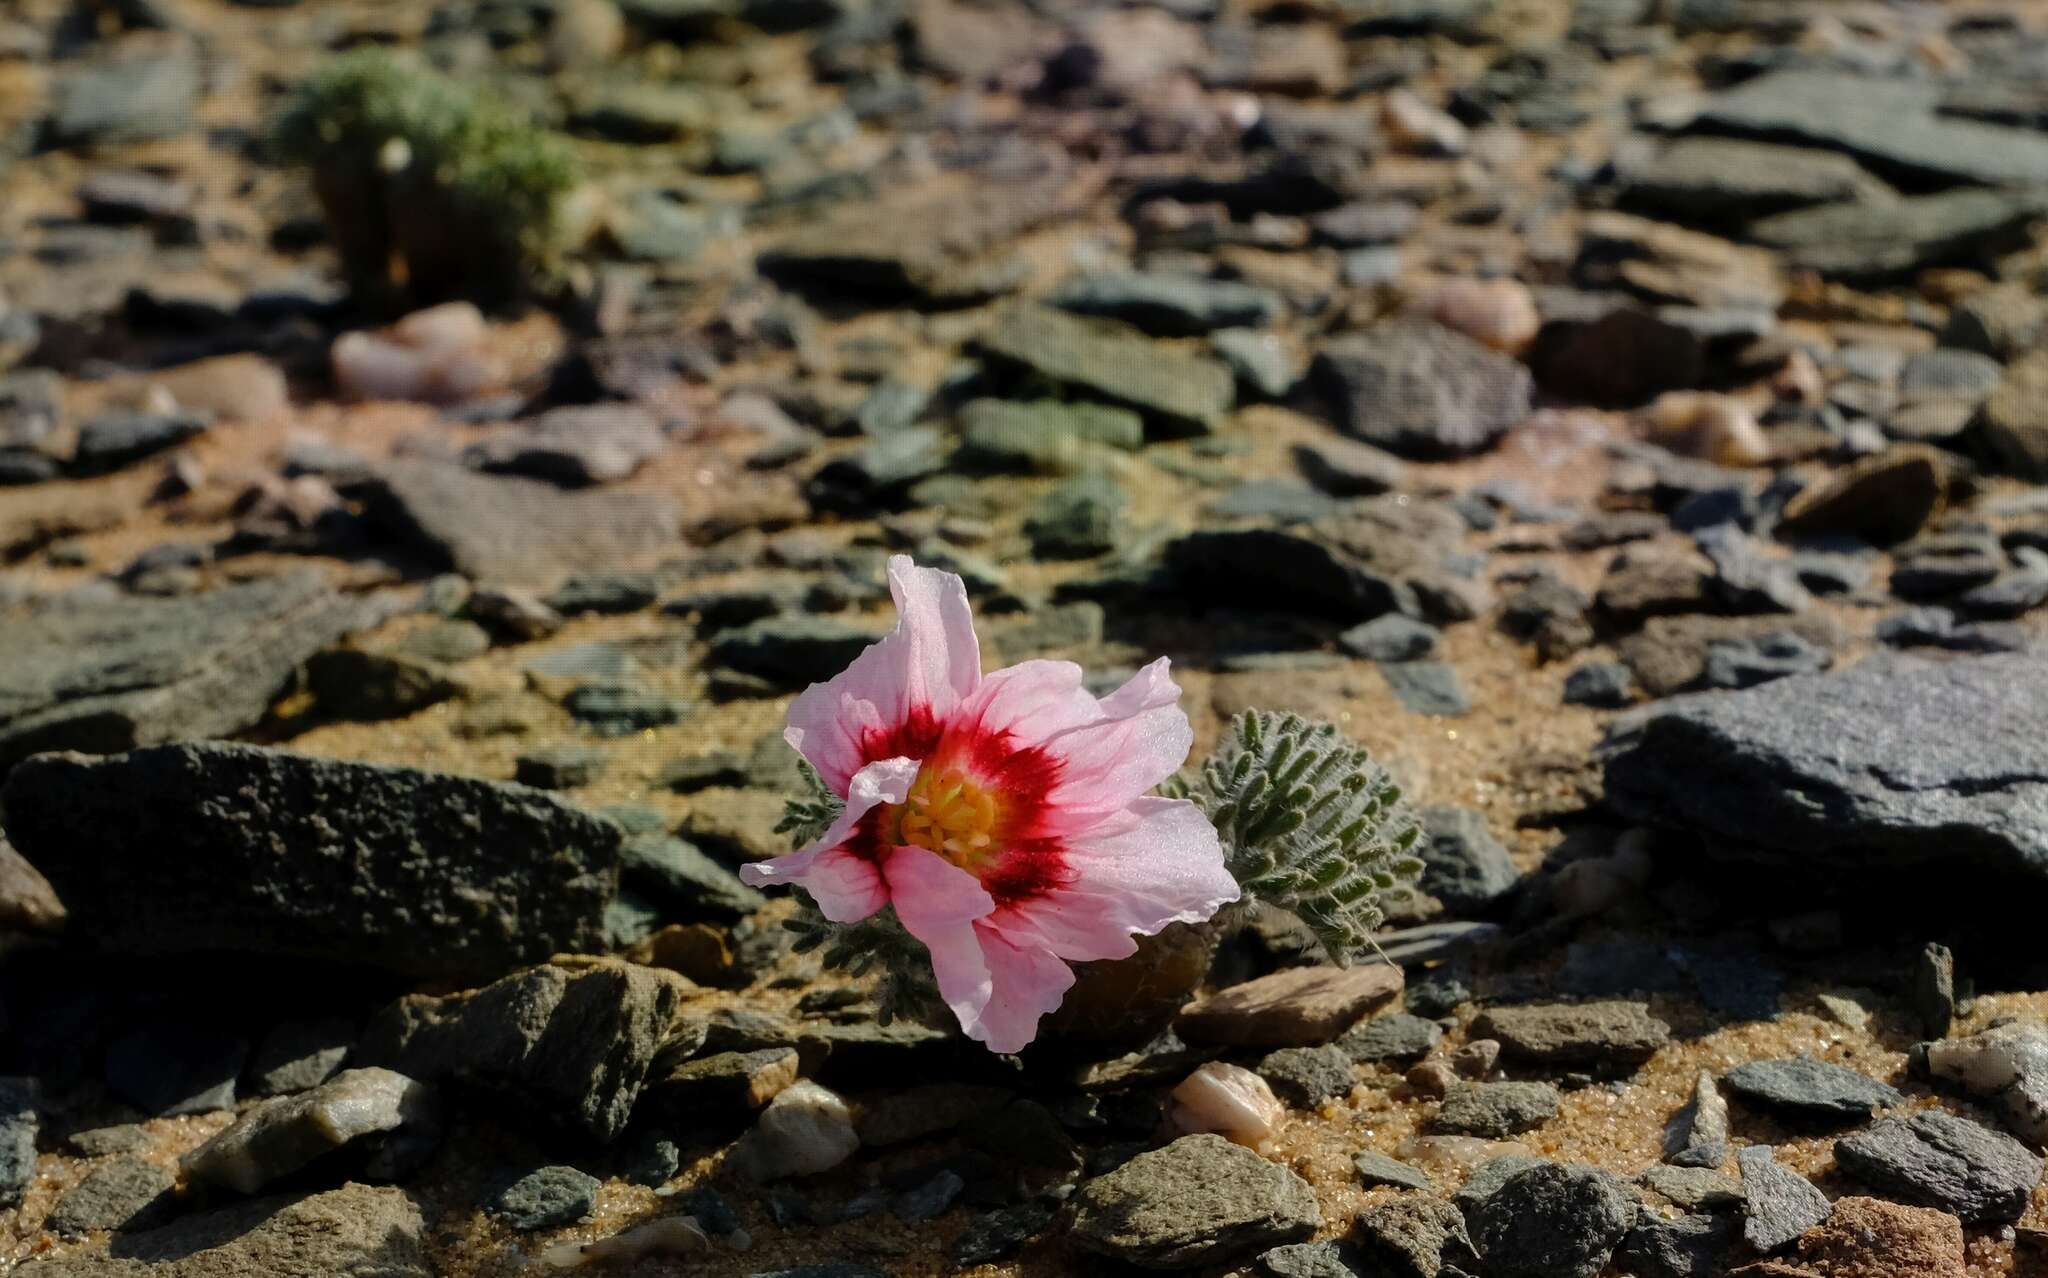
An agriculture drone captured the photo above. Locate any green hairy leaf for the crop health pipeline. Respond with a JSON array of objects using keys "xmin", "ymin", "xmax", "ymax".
[{"xmin": 1177, "ymin": 710, "xmax": 1423, "ymax": 963}]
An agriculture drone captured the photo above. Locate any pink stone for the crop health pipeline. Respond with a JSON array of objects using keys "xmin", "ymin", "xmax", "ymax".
[{"xmin": 1177, "ymin": 964, "xmax": 1404, "ymax": 1047}]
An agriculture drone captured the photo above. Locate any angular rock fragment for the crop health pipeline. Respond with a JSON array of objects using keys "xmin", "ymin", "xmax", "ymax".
[{"xmin": 359, "ymin": 960, "xmax": 692, "ymax": 1143}]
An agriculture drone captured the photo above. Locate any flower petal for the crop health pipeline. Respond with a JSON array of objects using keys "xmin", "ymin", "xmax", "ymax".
[
  {"xmin": 1035, "ymin": 658, "xmax": 1195, "ymax": 822},
  {"xmin": 880, "ymin": 844, "xmax": 998, "ymax": 1037},
  {"xmin": 738, "ymin": 757, "xmax": 920, "ymax": 922},
  {"xmin": 784, "ymin": 557, "xmax": 981, "ymax": 794},
  {"xmin": 987, "ymin": 797, "xmax": 1238, "ymax": 962},
  {"xmin": 967, "ymin": 925, "xmax": 1077, "ymax": 1054}
]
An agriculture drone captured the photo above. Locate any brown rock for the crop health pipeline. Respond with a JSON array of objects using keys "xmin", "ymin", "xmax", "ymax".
[
  {"xmin": 1976, "ymin": 349, "xmax": 2048, "ymax": 480},
  {"xmin": 143, "ymin": 355, "xmax": 289, "ymax": 422},
  {"xmin": 0, "ymin": 834, "xmax": 64, "ymax": 932},
  {"xmin": 1791, "ymin": 1196, "xmax": 1965, "ymax": 1278},
  {"xmin": 1596, "ymin": 546, "xmax": 1713, "ymax": 626},
  {"xmin": 1776, "ymin": 446, "xmax": 1947, "ymax": 546},
  {"xmin": 1178, "ymin": 965, "xmax": 1404, "ymax": 1047}
]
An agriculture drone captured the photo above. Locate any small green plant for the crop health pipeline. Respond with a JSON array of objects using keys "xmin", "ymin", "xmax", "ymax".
[
  {"xmin": 272, "ymin": 49, "xmax": 578, "ymax": 305},
  {"xmin": 1164, "ymin": 710, "xmax": 1425, "ymax": 962}
]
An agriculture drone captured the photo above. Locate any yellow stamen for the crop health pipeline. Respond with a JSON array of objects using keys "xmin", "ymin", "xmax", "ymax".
[{"xmin": 892, "ymin": 767, "xmax": 1004, "ymax": 874}]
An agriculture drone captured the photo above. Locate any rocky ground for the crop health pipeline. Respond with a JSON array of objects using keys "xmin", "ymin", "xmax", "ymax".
[{"xmin": 5, "ymin": 0, "xmax": 2048, "ymax": 1275}]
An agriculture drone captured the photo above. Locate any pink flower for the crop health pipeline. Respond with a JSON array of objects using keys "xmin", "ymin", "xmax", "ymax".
[{"xmin": 740, "ymin": 556, "xmax": 1239, "ymax": 1053}]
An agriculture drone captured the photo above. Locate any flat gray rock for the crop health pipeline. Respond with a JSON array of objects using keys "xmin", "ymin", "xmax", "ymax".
[
  {"xmin": 1724, "ymin": 1057, "xmax": 1902, "ymax": 1122},
  {"xmin": 1601, "ymin": 653, "xmax": 2048, "ymax": 884},
  {"xmin": 1353, "ymin": 1150, "xmax": 1433, "ymax": 1192},
  {"xmin": 1469, "ymin": 1002, "xmax": 1670, "ymax": 1072},
  {"xmin": 1834, "ymin": 1110, "xmax": 2044, "ymax": 1223},
  {"xmin": 1071, "ymin": 1134, "xmax": 1320, "ymax": 1269},
  {"xmin": 1738, "ymin": 1145, "xmax": 1830, "ymax": 1252},
  {"xmin": 1, "ymin": 742, "xmax": 620, "ymax": 980},
  {"xmin": 1435, "ymin": 1081, "xmax": 1560, "ymax": 1138},
  {"xmin": 1337, "ymin": 1013, "xmax": 1444, "ymax": 1063},
  {"xmin": 1748, "ymin": 189, "xmax": 2041, "ymax": 281},
  {"xmin": 16, "ymin": 1183, "xmax": 430, "ymax": 1278},
  {"xmin": 349, "ymin": 460, "xmax": 681, "ymax": 589},
  {"xmin": 1695, "ymin": 70, "xmax": 2048, "ymax": 188},
  {"xmin": 976, "ymin": 304, "xmax": 1235, "ymax": 434},
  {"xmin": 0, "ymin": 572, "xmax": 374, "ymax": 773}
]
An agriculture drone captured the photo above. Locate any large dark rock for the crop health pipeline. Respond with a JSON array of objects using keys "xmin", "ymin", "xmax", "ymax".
[
  {"xmin": 1166, "ymin": 497, "xmax": 1478, "ymax": 625},
  {"xmin": 16, "ymin": 1184, "xmax": 431, "ymax": 1278},
  {"xmin": 1601, "ymin": 653, "xmax": 2048, "ymax": 884},
  {"xmin": 357, "ymin": 959, "xmax": 692, "ymax": 1144},
  {"xmin": 347, "ymin": 461, "xmax": 681, "ymax": 589},
  {"xmin": 1312, "ymin": 321, "xmax": 1533, "ymax": 457},
  {"xmin": 1465, "ymin": 1162, "xmax": 1635, "ymax": 1278},
  {"xmin": 0, "ymin": 743, "xmax": 620, "ymax": 980},
  {"xmin": 0, "ymin": 572, "xmax": 374, "ymax": 773},
  {"xmin": 1071, "ymin": 1134, "xmax": 1320, "ymax": 1269}
]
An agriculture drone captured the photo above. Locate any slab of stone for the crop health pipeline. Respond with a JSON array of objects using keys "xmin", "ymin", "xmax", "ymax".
[
  {"xmin": 0, "ymin": 572, "xmax": 373, "ymax": 773},
  {"xmin": 1695, "ymin": 70, "xmax": 2048, "ymax": 188},
  {"xmin": 1353, "ymin": 1150, "xmax": 1433, "ymax": 1192},
  {"xmin": 348, "ymin": 460, "xmax": 681, "ymax": 589},
  {"xmin": 358, "ymin": 959, "xmax": 690, "ymax": 1144},
  {"xmin": 1619, "ymin": 136, "xmax": 1892, "ymax": 223},
  {"xmin": 2, "ymin": 743, "xmax": 620, "ymax": 980},
  {"xmin": 1469, "ymin": 1002, "xmax": 1671, "ymax": 1072},
  {"xmin": 1601, "ymin": 654, "xmax": 2048, "ymax": 883},
  {"xmin": 181, "ymin": 1068, "xmax": 440, "ymax": 1196},
  {"xmin": 1071, "ymin": 1134, "xmax": 1320, "ymax": 1269},
  {"xmin": 1639, "ymin": 1164, "xmax": 1744, "ymax": 1211},
  {"xmin": 16, "ymin": 1183, "xmax": 431, "ymax": 1278},
  {"xmin": 1178, "ymin": 965, "xmax": 1404, "ymax": 1047},
  {"xmin": 1834, "ymin": 1110, "xmax": 2044, "ymax": 1223},
  {"xmin": 1748, "ymin": 189, "xmax": 2041, "ymax": 281},
  {"xmin": 1724, "ymin": 1057, "xmax": 1903, "ymax": 1123},
  {"xmin": 759, "ymin": 173, "xmax": 1082, "ymax": 302},
  {"xmin": 1435, "ymin": 1081, "xmax": 1560, "ymax": 1138},
  {"xmin": 1739, "ymin": 1144, "xmax": 1831, "ymax": 1252},
  {"xmin": 975, "ymin": 304, "xmax": 1235, "ymax": 434},
  {"xmin": 1257, "ymin": 1045, "xmax": 1356, "ymax": 1107},
  {"xmin": 1047, "ymin": 271, "xmax": 1283, "ymax": 336},
  {"xmin": 46, "ymin": 1159, "xmax": 175, "ymax": 1237},
  {"xmin": 1337, "ymin": 1013, "xmax": 1443, "ymax": 1063}
]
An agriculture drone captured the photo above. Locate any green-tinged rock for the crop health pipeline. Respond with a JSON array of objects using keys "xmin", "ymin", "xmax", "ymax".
[
  {"xmin": 976, "ymin": 305, "xmax": 1235, "ymax": 435},
  {"xmin": 959, "ymin": 399, "xmax": 1142, "ymax": 473}
]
